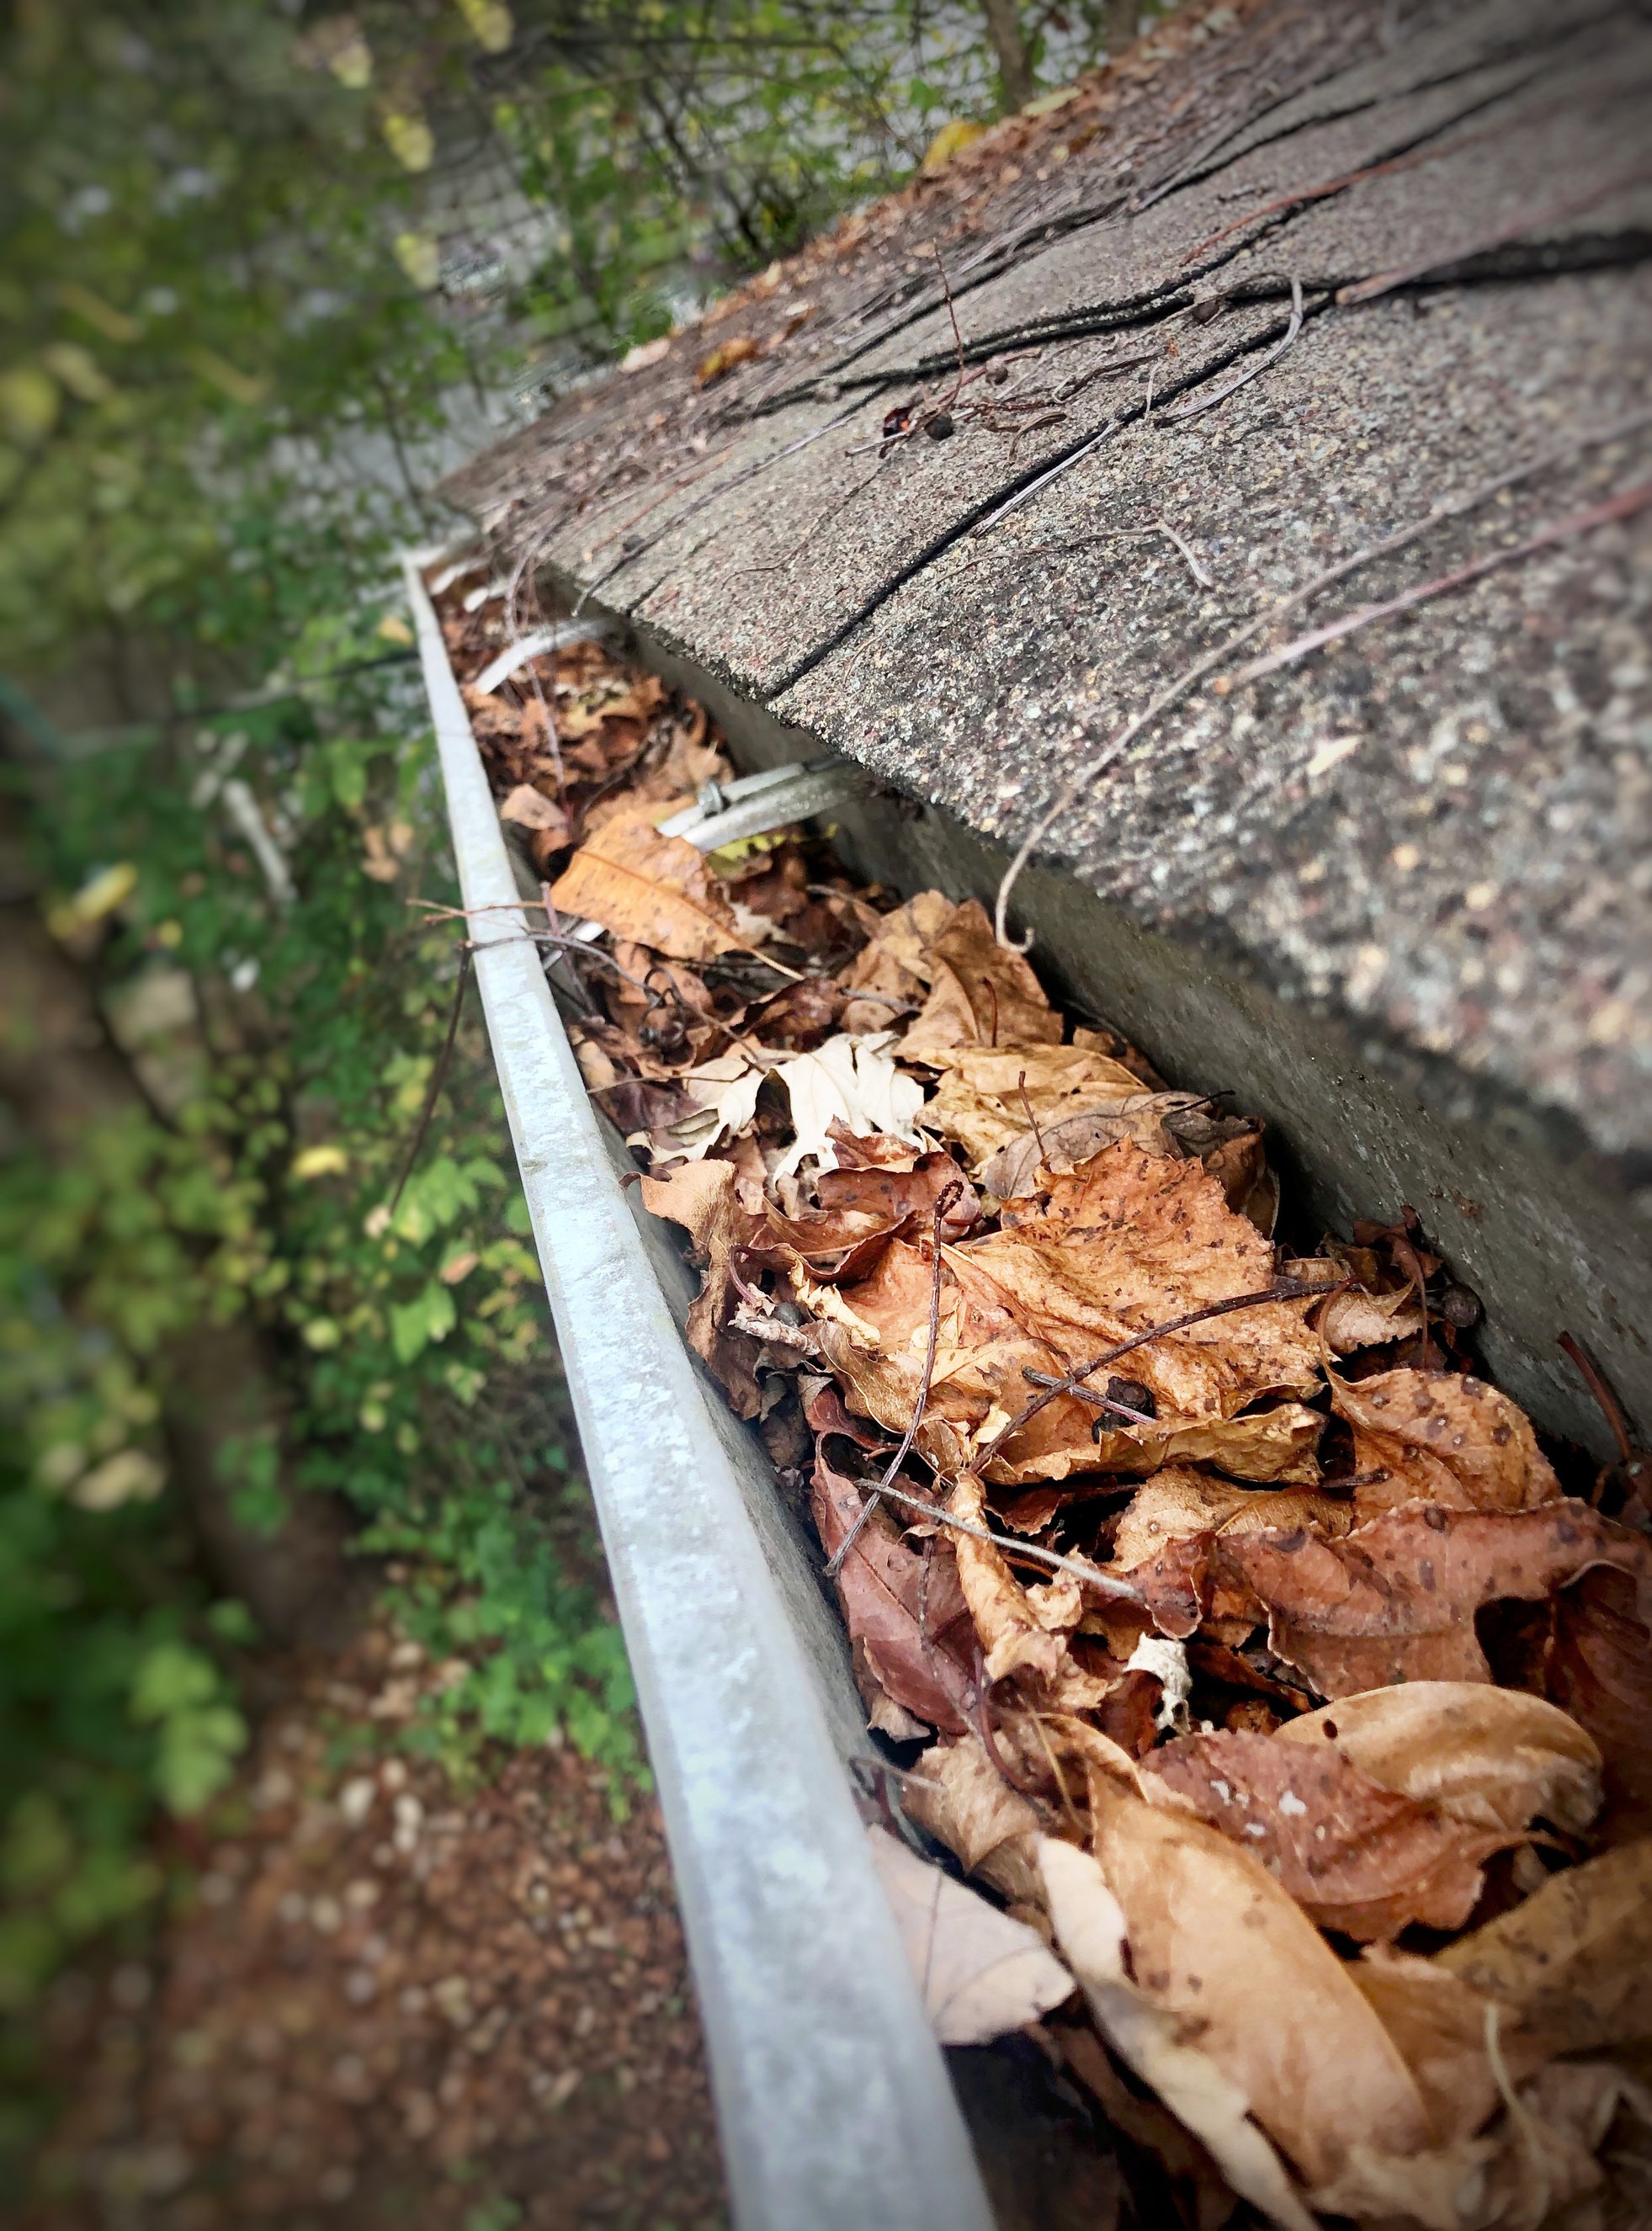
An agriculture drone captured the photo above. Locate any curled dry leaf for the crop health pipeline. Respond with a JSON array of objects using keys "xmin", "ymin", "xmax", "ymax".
[
  {"xmin": 1436, "ymin": 1839, "xmax": 1652, "ymax": 2062},
  {"xmin": 922, "ymin": 1044, "xmax": 1152, "ymax": 1167},
  {"xmin": 865, "ymin": 1825, "xmax": 1073, "ymax": 2047},
  {"xmin": 1545, "ymin": 1565, "xmax": 1652, "ymax": 1838},
  {"xmin": 1074, "ymin": 1768, "xmax": 1437, "ymax": 2191},
  {"xmin": 894, "ymin": 899, "xmax": 1063, "ymax": 1061},
  {"xmin": 1320, "ymin": 1285, "xmax": 1425, "ymax": 1355},
  {"xmin": 1331, "ymin": 1368, "xmax": 1561, "ymax": 1522},
  {"xmin": 1469, "ymin": 2060, "xmax": 1652, "ymax": 2231},
  {"xmin": 1278, "ymin": 1683, "xmax": 1602, "ymax": 1837},
  {"xmin": 1214, "ymin": 1502, "xmax": 1652, "ymax": 1699},
  {"xmin": 1347, "ymin": 1951, "xmax": 1513, "ymax": 2147},
  {"xmin": 900, "ymin": 1730, "xmax": 1046, "ymax": 1909},
  {"xmin": 810, "ymin": 1441, "xmax": 975, "ymax": 1734},
  {"xmin": 548, "ymin": 801, "xmax": 746, "ymax": 962},
  {"xmin": 949, "ymin": 1471, "xmax": 1112, "ymax": 1703},
  {"xmin": 638, "ymin": 1158, "xmax": 766, "ymax": 1416},
  {"xmin": 1112, "ymin": 1467, "xmax": 1352, "ymax": 1571},
  {"xmin": 498, "ymin": 781, "xmax": 570, "ymax": 843},
  {"xmin": 768, "ymin": 1033, "xmax": 927, "ymax": 1176},
  {"xmin": 1139, "ymin": 1728, "xmax": 1511, "ymax": 1942}
]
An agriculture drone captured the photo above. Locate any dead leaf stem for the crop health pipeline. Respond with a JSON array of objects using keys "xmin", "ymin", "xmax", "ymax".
[{"xmin": 825, "ymin": 1178, "xmax": 965, "ymax": 1578}]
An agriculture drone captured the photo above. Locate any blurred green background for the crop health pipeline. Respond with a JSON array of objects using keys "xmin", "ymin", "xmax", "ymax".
[{"xmin": 0, "ymin": 0, "xmax": 1150, "ymax": 2186}]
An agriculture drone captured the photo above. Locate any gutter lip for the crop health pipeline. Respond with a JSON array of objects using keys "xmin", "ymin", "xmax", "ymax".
[{"xmin": 400, "ymin": 548, "xmax": 997, "ymax": 2231}]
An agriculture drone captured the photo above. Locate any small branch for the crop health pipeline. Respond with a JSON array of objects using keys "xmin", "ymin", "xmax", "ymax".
[
  {"xmin": 976, "ymin": 1276, "xmax": 1337, "ymax": 1468},
  {"xmin": 932, "ymin": 239, "xmax": 967, "ymax": 412},
  {"xmin": 824, "ymin": 1179, "xmax": 964, "ymax": 1578},
  {"xmin": 872, "ymin": 1479, "xmax": 1147, "ymax": 1606},
  {"xmin": 1157, "ymin": 275, "xmax": 1304, "ymax": 425},
  {"xmin": 1559, "ymin": 1331, "xmax": 1638, "ymax": 1473}
]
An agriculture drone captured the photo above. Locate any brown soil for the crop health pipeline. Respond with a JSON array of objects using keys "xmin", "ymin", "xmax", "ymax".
[{"xmin": 26, "ymin": 1628, "xmax": 726, "ymax": 2231}]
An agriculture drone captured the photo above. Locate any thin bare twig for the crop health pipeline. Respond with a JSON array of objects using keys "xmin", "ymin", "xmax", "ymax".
[
  {"xmin": 970, "ymin": 417, "xmax": 1121, "ymax": 539},
  {"xmin": 1225, "ymin": 479, "xmax": 1652, "ymax": 686},
  {"xmin": 1150, "ymin": 518, "xmax": 1215, "ymax": 588},
  {"xmin": 976, "ymin": 1276, "xmax": 1336, "ymax": 1469},
  {"xmin": 871, "ymin": 1479, "xmax": 1146, "ymax": 1606},
  {"xmin": 1559, "ymin": 1331, "xmax": 1638, "ymax": 1474},
  {"xmin": 1158, "ymin": 275, "xmax": 1304, "ymax": 425},
  {"xmin": 1015, "ymin": 1070, "xmax": 1047, "ymax": 1166},
  {"xmin": 991, "ymin": 405, "xmax": 1652, "ymax": 947},
  {"xmin": 932, "ymin": 240, "xmax": 967, "ymax": 412},
  {"xmin": 389, "ymin": 944, "xmax": 474, "ymax": 1217},
  {"xmin": 824, "ymin": 1180, "xmax": 964, "ymax": 1579}
]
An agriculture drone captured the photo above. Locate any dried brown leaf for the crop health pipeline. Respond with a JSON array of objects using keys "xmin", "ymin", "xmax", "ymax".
[
  {"xmin": 1320, "ymin": 1286, "xmax": 1425, "ymax": 1355},
  {"xmin": 1437, "ymin": 1840, "xmax": 1652, "ymax": 2062},
  {"xmin": 949, "ymin": 1472, "xmax": 1113, "ymax": 1703},
  {"xmin": 1139, "ymin": 1728, "xmax": 1511, "ymax": 1942},
  {"xmin": 897, "ymin": 900, "xmax": 1062, "ymax": 1061},
  {"xmin": 900, "ymin": 1731, "xmax": 1046, "ymax": 1908},
  {"xmin": 1545, "ymin": 1566, "xmax": 1652, "ymax": 1839},
  {"xmin": 921, "ymin": 1045, "xmax": 1147, "ymax": 1166},
  {"xmin": 640, "ymin": 1159, "xmax": 766, "ymax": 1416},
  {"xmin": 810, "ymin": 1442, "xmax": 975, "ymax": 1733},
  {"xmin": 1045, "ymin": 1773, "xmax": 1436, "ymax": 2197},
  {"xmin": 548, "ymin": 803, "xmax": 746, "ymax": 962},
  {"xmin": 1113, "ymin": 1468, "xmax": 1352, "ymax": 1570},
  {"xmin": 1331, "ymin": 1368, "xmax": 1561, "ymax": 1522},
  {"xmin": 1278, "ymin": 1683, "xmax": 1602, "ymax": 1837},
  {"xmin": 498, "ymin": 782, "xmax": 570, "ymax": 842},
  {"xmin": 1213, "ymin": 1502, "xmax": 1652, "ymax": 1698}
]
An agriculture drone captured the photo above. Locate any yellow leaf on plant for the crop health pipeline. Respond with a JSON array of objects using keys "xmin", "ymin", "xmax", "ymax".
[
  {"xmin": 393, "ymin": 231, "xmax": 441, "ymax": 291},
  {"xmin": 0, "ymin": 364, "xmax": 61, "ymax": 443},
  {"xmin": 383, "ymin": 109, "xmax": 434, "ymax": 173},
  {"xmin": 47, "ymin": 861, "xmax": 138, "ymax": 938},
  {"xmin": 188, "ymin": 348, "xmax": 267, "ymax": 406},
  {"xmin": 43, "ymin": 341, "xmax": 112, "ymax": 403},
  {"xmin": 55, "ymin": 280, "xmax": 141, "ymax": 343},
  {"xmin": 291, "ymin": 1144, "xmax": 349, "ymax": 1180},
  {"xmin": 376, "ymin": 611, "xmax": 414, "ymax": 644},
  {"xmin": 457, "ymin": 0, "xmax": 514, "ymax": 54},
  {"xmin": 921, "ymin": 118, "xmax": 988, "ymax": 174}
]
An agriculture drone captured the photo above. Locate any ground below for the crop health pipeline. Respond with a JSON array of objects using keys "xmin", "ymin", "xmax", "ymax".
[{"xmin": 25, "ymin": 1626, "xmax": 726, "ymax": 2231}]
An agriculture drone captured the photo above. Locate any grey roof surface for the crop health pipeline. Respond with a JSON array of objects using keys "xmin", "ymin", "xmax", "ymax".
[{"xmin": 444, "ymin": 0, "xmax": 1652, "ymax": 1188}]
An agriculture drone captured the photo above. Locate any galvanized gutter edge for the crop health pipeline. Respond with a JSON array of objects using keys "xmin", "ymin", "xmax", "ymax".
[{"xmin": 401, "ymin": 553, "xmax": 996, "ymax": 2231}]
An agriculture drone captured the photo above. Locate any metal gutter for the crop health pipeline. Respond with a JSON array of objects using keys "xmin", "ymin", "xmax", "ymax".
[{"xmin": 401, "ymin": 553, "xmax": 996, "ymax": 2231}]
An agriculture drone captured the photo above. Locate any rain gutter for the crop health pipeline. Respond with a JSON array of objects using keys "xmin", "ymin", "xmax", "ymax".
[{"xmin": 401, "ymin": 551, "xmax": 997, "ymax": 2231}]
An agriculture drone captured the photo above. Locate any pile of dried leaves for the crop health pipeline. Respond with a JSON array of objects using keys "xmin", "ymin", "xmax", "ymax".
[{"xmin": 438, "ymin": 566, "xmax": 1652, "ymax": 2231}]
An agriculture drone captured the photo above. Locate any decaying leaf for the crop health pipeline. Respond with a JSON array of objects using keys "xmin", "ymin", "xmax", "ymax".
[
  {"xmin": 866, "ymin": 1825, "xmax": 1073, "ymax": 2046},
  {"xmin": 1320, "ymin": 1285, "xmax": 1425, "ymax": 1354},
  {"xmin": 899, "ymin": 899, "xmax": 1063, "ymax": 1060},
  {"xmin": 900, "ymin": 1731, "xmax": 1045, "ymax": 1908},
  {"xmin": 1074, "ymin": 1770, "xmax": 1436, "ymax": 2191},
  {"xmin": 1038, "ymin": 1835, "xmax": 1322, "ymax": 2231},
  {"xmin": 769, "ymin": 1033, "xmax": 926, "ymax": 1176},
  {"xmin": 1113, "ymin": 1468, "xmax": 1352, "ymax": 1570},
  {"xmin": 1331, "ymin": 1368, "xmax": 1561, "ymax": 1522},
  {"xmin": 1278, "ymin": 1683, "xmax": 1602, "ymax": 1836},
  {"xmin": 1545, "ymin": 1565, "xmax": 1652, "ymax": 1838},
  {"xmin": 1139, "ymin": 1727, "xmax": 1511, "ymax": 1942},
  {"xmin": 949, "ymin": 1472, "xmax": 1111, "ymax": 1703},
  {"xmin": 640, "ymin": 1158, "xmax": 765, "ymax": 1416},
  {"xmin": 498, "ymin": 781, "xmax": 571, "ymax": 842},
  {"xmin": 548, "ymin": 803, "xmax": 747, "ymax": 962},
  {"xmin": 1437, "ymin": 1840, "xmax": 1652, "ymax": 2061},
  {"xmin": 811, "ymin": 1442, "xmax": 975, "ymax": 1733},
  {"xmin": 922, "ymin": 1044, "xmax": 1150, "ymax": 1167},
  {"xmin": 1214, "ymin": 1502, "xmax": 1652, "ymax": 1698}
]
